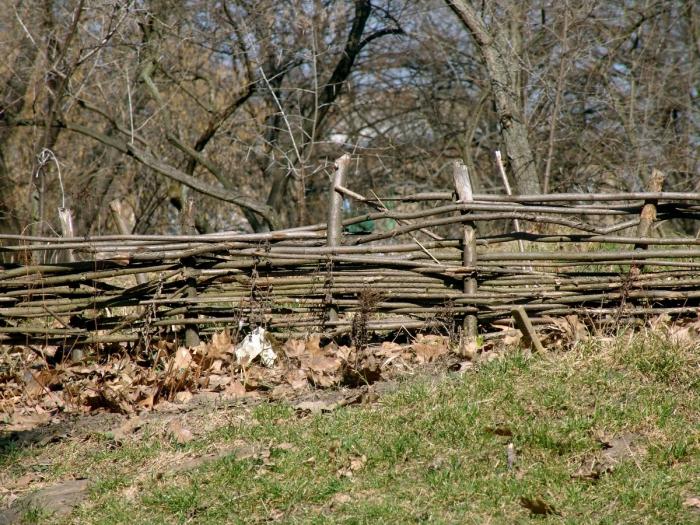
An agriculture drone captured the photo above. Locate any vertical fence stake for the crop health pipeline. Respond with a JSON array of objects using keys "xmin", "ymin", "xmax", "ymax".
[
  {"xmin": 184, "ymin": 277, "xmax": 200, "ymax": 348},
  {"xmin": 453, "ymin": 161, "xmax": 478, "ymax": 352},
  {"xmin": 326, "ymin": 155, "xmax": 350, "ymax": 323},
  {"xmin": 631, "ymin": 169, "xmax": 666, "ymax": 277},
  {"xmin": 109, "ymin": 199, "xmax": 148, "ymax": 285},
  {"xmin": 57, "ymin": 207, "xmax": 75, "ymax": 263}
]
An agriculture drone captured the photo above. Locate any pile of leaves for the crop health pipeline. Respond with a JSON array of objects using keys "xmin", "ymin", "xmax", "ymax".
[{"xmin": 0, "ymin": 331, "xmax": 455, "ymax": 430}]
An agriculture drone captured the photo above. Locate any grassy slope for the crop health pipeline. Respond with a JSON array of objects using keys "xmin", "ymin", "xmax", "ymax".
[{"xmin": 6, "ymin": 332, "xmax": 700, "ymax": 524}]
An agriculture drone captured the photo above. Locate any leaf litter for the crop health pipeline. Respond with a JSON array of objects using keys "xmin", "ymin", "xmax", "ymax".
[{"xmin": 1, "ymin": 330, "xmax": 455, "ymax": 435}]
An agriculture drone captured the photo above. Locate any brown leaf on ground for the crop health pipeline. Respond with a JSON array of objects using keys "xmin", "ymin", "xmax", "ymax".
[
  {"xmin": 283, "ymin": 368, "xmax": 309, "ymax": 390},
  {"xmin": 172, "ymin": 347, "xmax": 193, "ymax": 373},
  {"xmin": 209, "ymin": 330, "xmax": 234, "ymax": 356},
  {"xmin": 573, "ymin": 432, "xmax": 645, "ymax": 480},
  {"xmin": 111, "ymin": 416, "xmax": 143, "ymax": 443},
  {"xmin": 168, "ymin": 419, "xmax": 194, "ymax": 444},
  {"xmin": 683, "ymin": 496, "xmax": 700, "ymax": 513},
  {"xmin": 485, "ymin": 425, "xmax": 514, "ymax": 437},
  {"xmin": 4, "ymin": 412, "xmax": 51, "ymax": 432},
  {"xmin": 174, "ymin": 390, "xmax": 193, "ymax": 404},
  {"xmin": 282, "ymin": 338, "xmax": 306, "ymax": 358},
  {"xmin": 225, "ymin": 380, "xmax": 247, "ymax": 398},
  {"xmin": 520, "ymin": 496, "xmax": 560, "ymax": 516},
  {"xmin": 305, "ymin": 334, "xmax": 323, "ymax": 354},
  {"xmin": 412, "ymin": 336, "xmax": 449, "ymax": 363},
  {"xmin": 302, "ymin": 353, "xmax": 343, "ymax": 388},
  {"xmin": 337, "ymin": 454, "xmax": 367, "ymax": 478},
  {"xmin": 294, "ymin": 391, "xmax": 362, "ymax": 415}
]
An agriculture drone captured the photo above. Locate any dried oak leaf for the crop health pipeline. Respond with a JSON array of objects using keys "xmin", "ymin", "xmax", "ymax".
[
  {"xmin": 282, "ymin": 338, "xmax": 306, "ymax": 359},
  {"xmin": 683, "ymin": 496, "xmax": 700, "ymax": 513},
  {"xmin": 412, "ymin": 338, "xmax": 449, "ymax": 364},
  {"xmin": 337, "ymin": 454, "xmax": 367, "ymax": 478},
  {"xmin": 520, "ymin": 496, "xmax": 560, "ymax": 516},
  {"xmin": 168, "ymin": 418, "xmax": 194, "ymax": 444}
]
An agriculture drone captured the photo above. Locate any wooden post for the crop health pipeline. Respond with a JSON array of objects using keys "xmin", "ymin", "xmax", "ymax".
[
  {"xmin": 184, "ymin": 277, "xmax": 200, "ymax": 348},
  {"xmin": 631, "ymin": 169, "xmax": 666, "ymax": 276},
  {"xmin": 325, "ymin": 155, "xmax": 350, "ymax": 323},
  {"xmin": 109, "ymin": 199, "xmax": 148, "ymax": 286},
  {"xmin": 453, "ymin": 161, "xmax": 478, "ymax": 348},
  {"xmin": 327, "ymin": 155, "xmax": 350, "ymax": 248},
  {"xmin": 57, "ymin": 207, "xmax": 75, "ymax": 263}
]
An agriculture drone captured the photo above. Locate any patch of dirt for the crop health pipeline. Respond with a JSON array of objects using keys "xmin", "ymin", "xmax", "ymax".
[{"xmin": 0, "ymin": 478, "xmax": 89, "ymax": 524}]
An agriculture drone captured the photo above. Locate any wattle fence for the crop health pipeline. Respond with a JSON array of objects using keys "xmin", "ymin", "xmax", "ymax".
[{"xmin": 1, "ymin": 156, "xmax": 699, "ymax": 348}]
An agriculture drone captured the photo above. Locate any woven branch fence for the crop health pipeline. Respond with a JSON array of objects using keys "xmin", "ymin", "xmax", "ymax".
[{"xmin": 1, "ymin": 156, "xmax": 699, "ymax": 348}]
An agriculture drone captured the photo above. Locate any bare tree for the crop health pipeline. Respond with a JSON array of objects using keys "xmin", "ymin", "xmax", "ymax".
[{"xmin": 445, "ymin": 0, "xmax": 541, "ymax": 194}]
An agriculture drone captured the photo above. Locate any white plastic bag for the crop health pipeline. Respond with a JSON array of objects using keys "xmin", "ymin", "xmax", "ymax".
[{"xmin": 234, "ymin": 327, "xmax": 277, "ymax": 367}]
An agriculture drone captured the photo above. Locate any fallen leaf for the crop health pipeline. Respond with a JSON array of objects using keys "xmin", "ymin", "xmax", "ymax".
[
  {"xmin": 172, "ymin": 347, "xmax": 193, "ymax": 372},
  {"xmin": 330, "ymin": 493, "xmax": 352, "ymax": 507},
  {"xmin": 209, "ymin": 330, "xmax": 233, "ymax": 355},
  {"xmin": 485, "ymin": 425, "xmax": 514, "ymax": 437},
  {"xmin": 174, "ymin": 390, "xmax": 193, "ymax": 404},
  {"xmin": 572, "ymin": 432, "xmax": 645, "ymax": 480},
  {"xmin": 412, "ymin": 341, "xmax": 449, "ymax": 363},
  {"xmin": 520, "ymin": 496, "xmax": 560, "ymax": 516},
  {"xmin": 294, "ymin": 399, "xmax": 340, "ymax": 415},
  {"xmin": 111, "ymin": 417, "xmax": 143, "ymax": 443},
  {"xmin": 338, "ymin": 454, "xmax": 367, "ymax": 478},
  {"xmin": 294, "ymin": 392, "xmax": 362, "ymax": 415},
  {"xmin": 225, "ymin": 380, "xmax": 247, "ymax": 398},
  {"xmin": 168, "ymin": 419, "xmax": 194, "ymax": 444},
  {"xmin": 683, "ymin": 497, "xmax": 700, "ymax": 513},
  {"xmin": 282, "ymin": 338, "xmax": 306, "ymax": 358}
]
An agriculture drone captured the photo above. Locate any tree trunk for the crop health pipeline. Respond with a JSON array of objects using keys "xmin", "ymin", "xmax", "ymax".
[{"xmin": 446, "ymin": 0, "xmax": 541, "ymax": 195}]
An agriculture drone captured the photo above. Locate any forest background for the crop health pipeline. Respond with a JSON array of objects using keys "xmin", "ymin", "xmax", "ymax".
[{"xmin": 0, "ymin": 0, "xmax": 698, "ymax": 238}]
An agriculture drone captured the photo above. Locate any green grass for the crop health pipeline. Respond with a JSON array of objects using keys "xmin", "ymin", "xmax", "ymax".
[{"xmin": 7, "ymin": 332, "xmax": 700, "ymax": 524}]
